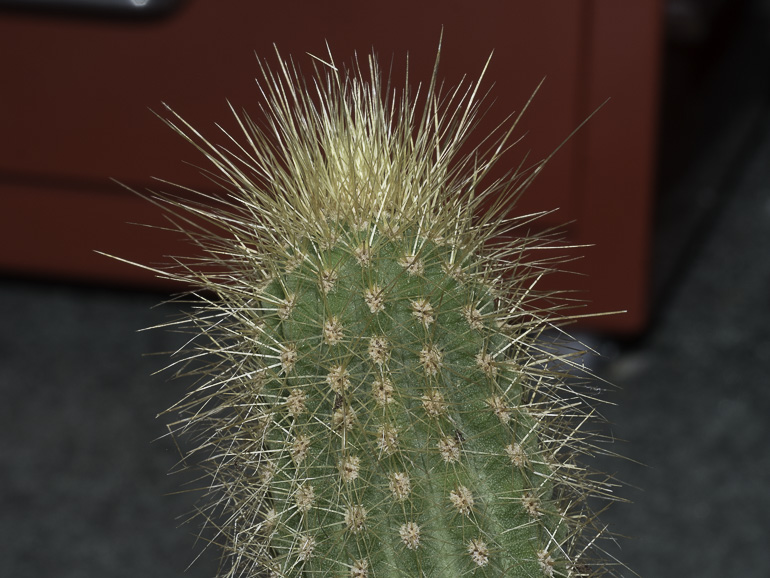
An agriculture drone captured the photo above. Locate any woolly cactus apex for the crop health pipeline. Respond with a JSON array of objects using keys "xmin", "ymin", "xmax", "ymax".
[{"xmin": 144, "ymin": 46, "xmax": 623, "ymax": 577}]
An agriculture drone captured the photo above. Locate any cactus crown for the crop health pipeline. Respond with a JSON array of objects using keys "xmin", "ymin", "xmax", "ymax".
[{"xmin": 149, "ymin": 46, "xmax": 620, "ymax": 578}]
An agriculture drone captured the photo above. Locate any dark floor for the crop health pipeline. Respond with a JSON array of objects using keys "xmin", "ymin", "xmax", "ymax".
[
  {"xmin": 0, "ymin": 284, "xmax": 221, "ymax": 577},
  {"xmin": 3, "ymin": 3, "xmax": 770, "ymax": 577},
  {"xmin": 593, "ymin": 108, "xmax": 770, "ymax": 577}
]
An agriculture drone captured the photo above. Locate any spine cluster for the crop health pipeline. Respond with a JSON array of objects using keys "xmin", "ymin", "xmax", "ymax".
[{"xmin": 146, "ymin": 47, "xmax": 619, "ymax": 578}]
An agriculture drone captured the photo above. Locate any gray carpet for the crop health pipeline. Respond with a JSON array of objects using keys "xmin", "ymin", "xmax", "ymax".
[
  {"xmin": 0, "ymin": 285, "xmax": 219, "ymax": 577},
  {"xmin": 593, "ymin": 108, "xmax": 770, "ymax": 577}
]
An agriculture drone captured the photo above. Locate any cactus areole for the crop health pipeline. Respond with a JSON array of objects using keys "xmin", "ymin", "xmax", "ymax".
[{"xmin": 143, "ymin": 45, "xmax": 620, "ymax": 577}]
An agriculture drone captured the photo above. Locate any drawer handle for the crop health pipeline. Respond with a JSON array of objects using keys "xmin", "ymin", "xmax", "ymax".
[{"xmin": 0, "ymin": 0, "xmax": 183, "ymax": 16}]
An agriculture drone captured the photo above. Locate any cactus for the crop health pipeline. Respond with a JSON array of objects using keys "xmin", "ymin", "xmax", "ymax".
[{"xmin": 143, "ymin": 48, "xmax": 619, "ymax": 577}]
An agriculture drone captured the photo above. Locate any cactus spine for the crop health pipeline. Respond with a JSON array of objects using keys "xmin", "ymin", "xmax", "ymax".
[{"xmin": 152, "ymin": 48, "xmax": 617, "ymax": 577}]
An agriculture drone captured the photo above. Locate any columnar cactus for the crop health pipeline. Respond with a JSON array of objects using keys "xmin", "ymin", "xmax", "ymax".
[{"xmin": 148, "ymin": 49, "xmax": 618, "ymax": 577}]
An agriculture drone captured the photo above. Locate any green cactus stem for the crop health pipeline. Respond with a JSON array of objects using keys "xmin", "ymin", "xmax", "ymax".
[{"xmin": 142, "ymin": 47, "xmax": 620, "ymax": 577}]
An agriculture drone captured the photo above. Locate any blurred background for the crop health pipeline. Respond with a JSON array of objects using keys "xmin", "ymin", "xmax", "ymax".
[{"xmin": 1, "ymin": 0, "xmax": 768, "ymax": 576}]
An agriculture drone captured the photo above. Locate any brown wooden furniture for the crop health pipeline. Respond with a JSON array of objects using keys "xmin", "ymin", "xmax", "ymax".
[{"xmin": 0, "ymin": 1, "xmax": 662, "ymax": 334}]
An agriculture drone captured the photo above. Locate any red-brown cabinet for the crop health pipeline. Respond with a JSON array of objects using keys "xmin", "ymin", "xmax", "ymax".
[{"xmin": 0, "ymin": 1, "xmax": 661, "ymax": 334}]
